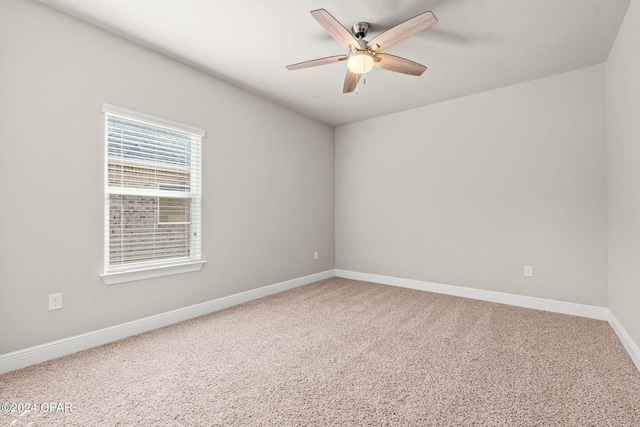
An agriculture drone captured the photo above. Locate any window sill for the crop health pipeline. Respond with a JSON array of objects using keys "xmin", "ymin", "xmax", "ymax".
[{"xmin": 100, "ymin": 260, "xmax": 206, "ymax": 285}]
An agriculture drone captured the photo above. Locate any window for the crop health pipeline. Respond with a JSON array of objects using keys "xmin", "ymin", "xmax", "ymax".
[{"xmin": 101, "ymin": 104, "xmax": 205, "ymax": 284}]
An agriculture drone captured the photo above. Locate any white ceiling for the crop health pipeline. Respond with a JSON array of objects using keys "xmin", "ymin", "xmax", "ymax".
[{"xmin": 37, "ymin": 0, "xmax": 631, "ymax": 127}]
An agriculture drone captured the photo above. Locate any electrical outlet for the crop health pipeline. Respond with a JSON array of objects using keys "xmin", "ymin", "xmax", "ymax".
[
  {"xmin": 524, "ymin": 266, "xmax": 534, "ymax": 278},
  {"xmin": 49, "ymin": 293, "xmax": 62, "ymax": 311},
  {"xmin": 313, "ymin": 251, "xmax": 319, "ymax": 260}
]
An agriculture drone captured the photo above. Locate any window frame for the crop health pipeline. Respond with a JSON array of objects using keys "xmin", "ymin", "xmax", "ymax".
[{"xmin": 100, "ymin": 104, "xmax": 205, "ymax": 285}]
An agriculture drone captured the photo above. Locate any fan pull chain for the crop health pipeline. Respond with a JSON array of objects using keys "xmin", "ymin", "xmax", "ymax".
[{"xmin": 355, "ymin": 78, "xmax": 367, "ymax": 95}]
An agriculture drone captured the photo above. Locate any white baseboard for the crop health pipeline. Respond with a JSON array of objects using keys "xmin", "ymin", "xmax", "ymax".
[
  {"xmin": 0, "ymin": 270, "xmax": 334, "ymax": 375},
  {"xmin": 336, "ymin": 269, "xmax": 640, "ymax": 371},
  {"xmin": 335, "ymin": 270, "xmax": 609, "ymax": 319},
  {"xmin": 607, "ymin": 312, "xmax": 640, "ymax": 372}
]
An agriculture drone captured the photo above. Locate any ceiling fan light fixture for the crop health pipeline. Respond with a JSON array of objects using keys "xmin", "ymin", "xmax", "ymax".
[{"xmin": 347, "ymin": 51, "xmax": 374, "ymax": 74}]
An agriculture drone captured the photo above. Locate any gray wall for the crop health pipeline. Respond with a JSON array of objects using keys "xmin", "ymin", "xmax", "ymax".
[
  {"xmin": 0, "ymin": 0, "xmax": 335, "ymax": 354},
  {"xmin": 607, "ymin": 0, "xmax": 640, "ymax": 350},
  {"xmin": 336, "ymin": 64, "xmax": 608, "ymax": 307}
]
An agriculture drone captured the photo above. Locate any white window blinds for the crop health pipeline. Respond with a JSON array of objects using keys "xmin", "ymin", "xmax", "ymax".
[{"xmin": 103, "ymin": 104, "xmax": 204, "ymax": 278}]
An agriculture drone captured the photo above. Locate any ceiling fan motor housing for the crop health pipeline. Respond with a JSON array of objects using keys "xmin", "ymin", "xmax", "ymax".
[{"xmin": 352, "ymin": 22, "xmax": 370, "ymax": 39}]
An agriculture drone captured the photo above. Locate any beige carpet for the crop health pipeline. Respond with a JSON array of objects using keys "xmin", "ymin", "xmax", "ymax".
[{"xmin": 1, "ymin": 277, "xmax": 639, "ymax": 426}]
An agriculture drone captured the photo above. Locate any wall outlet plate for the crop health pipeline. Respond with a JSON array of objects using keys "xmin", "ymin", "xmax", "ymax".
[
  {"xmin": 49, "ymin": 293, "xmax": 63, "ymax": 310},
  {"xmin": 524, "ymin": 266, "xmax": 534, "ymax": 278}
]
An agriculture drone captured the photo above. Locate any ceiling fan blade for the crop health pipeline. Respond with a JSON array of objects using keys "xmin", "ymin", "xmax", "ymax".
[
  {"xmin": 374, "ymin": 53, "xmax": 427, "ymax": 76},
  {"xmin": 343, "ymin": 70, "xmax": 362, "ymax": 93},
  {"xmin": 367, "ymin": 11, "xmax": 438, "ymax": 52},
  {"xmin": 286, "ymin": 55, "xmax": 348, "ymax": 71},
  {"xmin": 311, "ymin": 9, "xmax": 359, "ymax": 49}
]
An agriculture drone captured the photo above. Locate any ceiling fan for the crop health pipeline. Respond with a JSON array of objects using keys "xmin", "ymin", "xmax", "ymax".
[{"xmin": 286, "ymin": 9, "xmax": 438, "ymax": 93}]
